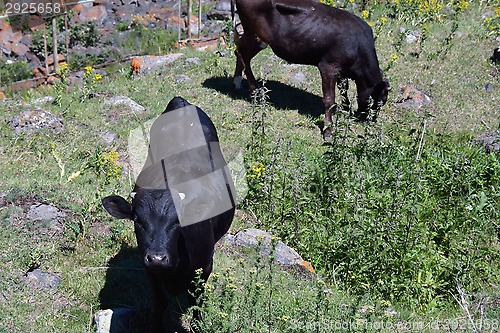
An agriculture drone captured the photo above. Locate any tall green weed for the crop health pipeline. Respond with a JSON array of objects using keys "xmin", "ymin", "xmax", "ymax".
[{"xmin": 243, "ymin": 110, "xmax": 500, "ymax": 308}]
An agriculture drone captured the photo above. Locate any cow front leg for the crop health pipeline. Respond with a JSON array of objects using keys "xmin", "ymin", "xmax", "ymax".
[
  {"xmin": 318, "ymin": 63, "xmax": 340, "ymax": 138},
  {"xmin": 354, "ymin": 83, "xmax": 371, "ymax": 121},
  {"xmin": 233, "ymin": 33, "xmax": 265, "ymax": 93}
]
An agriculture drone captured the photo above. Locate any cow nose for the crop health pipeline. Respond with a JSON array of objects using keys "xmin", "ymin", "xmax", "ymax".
[{"xmin": 144, "ymin": 253, "xmax": 170, "ymax": 269}]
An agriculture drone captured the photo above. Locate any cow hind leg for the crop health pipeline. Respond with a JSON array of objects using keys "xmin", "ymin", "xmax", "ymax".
[{"xmin": 233, "ymin": 33, "xmax": 265, "ymax": 92}]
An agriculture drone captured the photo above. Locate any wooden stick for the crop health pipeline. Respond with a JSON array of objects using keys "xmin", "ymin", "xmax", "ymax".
[
  {"xmin": 51, "ymin": 0, "xmax": 58, "ymax": 73},
  {"xmin": 198, "ymin": 0, "xmax": 202, "ymax": 39},
  {"xmin": 187, "ymin": 0, "xmax": 192, "ymax": 39}
]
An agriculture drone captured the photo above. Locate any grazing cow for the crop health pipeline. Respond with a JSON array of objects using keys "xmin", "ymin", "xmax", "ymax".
[
  {"xmin": 231, "ymin": 0, "xmax": 390, "ymax": 136},
  {"xmin": 102, "ymin": 97, "xmax": 235, "ymax": 332}
]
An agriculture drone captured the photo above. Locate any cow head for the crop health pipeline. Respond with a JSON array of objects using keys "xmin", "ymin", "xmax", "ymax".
[
  {"xmin": 102, "ymin": 189, "xmax": 184, "ymax": 272},
  {"xmin": 354, "ymin": 78, "xmax": 390, "ymax": 122},
  {"xmin": 371, "ymin": 78, "xmax": 391, "ymax": 110}
]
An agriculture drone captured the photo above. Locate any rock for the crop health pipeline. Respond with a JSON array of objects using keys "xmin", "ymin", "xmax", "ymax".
[
  {"xmin": 79, "ymin": 5, "xmax": 108, "ymax": 24},
  {"xmin": 224, "ymin": 228, "xmax": 315, "ymax": 275},
  {"xmin": 175, "ymin": 74, "xmax": 192, "ymax": 83},
  {"xmin": 395, "ymin": 85, "xmax": 431, "ymax": 110},
  {"xmin": 130, "ymin": 54, "xmax": 183, "ymax": 75},
  {"xmin": 27, "ymin": 203, "xmax": 67, "ymax": 221},
  {"xmin": 207, "ymin": 10, "xmax": 232, "ymax": 21},
  {"xmin": 185, "ymin": 57, "xmax": 201, "ymax": 66},
  {"xmin": 207, "ymin": 0, "xmax": 232, "ymax": 20},
  {"xmin": 485, "ymin": 83, "xmax": 494, "ymax": 92},
  {"xmin": 181, "ymin": 38, "xmax": 222, "ymax": 52},
  {"xmin": 95, "ymin": 308, "xmax": 137, "ymax": 333},
  {"xmin": 103, "ymin": 96, "xmax": 146, "ymax": 113},
  {"xmin": 167, "ymin": 15, "xmax": 204, "ymax": 35},
  {"xmin": 101, "ymin": 130, "xmax": 116, "ymax": 145},
  {"xmin": 476, "ymin": 130, "xmax": 500, "ymax": 153},
  {"xmin": 31, "ymin": 96, "xmax": 55, "ymax": 105},
  {"xmin": 9, "ymin": 109, "xmax": 65, "ymax": 134},
  {"xmin": 405, "ymin": 30, "xmax": 421, "ymax": 44},
  {"xmin": 46, "ymin": 53, "xmax": 66, "ymax": 66},
  {"xmin": 186, "ymin": 15, "xmax": 204, "ymax": 35},
  {"xmin": 24, "ymin": 269, "xmax": 62, "ymax": 289},
  {"xmin": 215, "ymin": 0, "xmax": 231, "ymax": 12},
  {"xmin": 289, "ymin": 71, "xmax": 307, "ymax": 84},
  {"xmin": 11, "ymin": 42, "xmax": 30, "ymax": 58}
]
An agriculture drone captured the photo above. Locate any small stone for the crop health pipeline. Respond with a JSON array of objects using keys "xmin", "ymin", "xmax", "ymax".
[
  {"xmin": 175, "ymin": 74, "xmax": 192, "ymax": 83},
  {"xmin": 476, "ymin": 130, "xmax": 500, "ymax": 153},
  {"xmin": 131, "ymin": 54, "xmax": 183, "ymax": 75},
  {"xmin": 95, "ymin": 308, "xmax": 137, "ymax": 333},
  {"xmin": 24, "ymin": 269, "xmax": 61, "ymax": 289},
  {"xmin": 27, "ymin": 203, "xmax": 67, "ymax": 221},
  {"xmin": 101, "ymin": 130, "xmax": 116, "ymax": 145},
  {"xmin": 225, "ymin": 228, "xmax": 315, "ymax": 274},
  {"xmin": 185, "ymin": 57, "xmax": 201, "ymax": 66},
  {"xmin": 31, "ymin": 96, "xmax": 55, "ymax": 105},
  {"xmin": 405, "ymin": 30, "xmax": 421, "ymax": 44},
  {"xmin": 396, "ymin": 85, "xmax": 431, "ymax": 110},
  {"xmin": 290, "ymin": 71, "xmax": 307, "ymax": 84},
  {"xmin": 103, "ymin": 96, "xmax": 146, "ymax": 113},
  {"xmin": 9, "ymin": 109, "xmax": 65, "ymax": 134}
]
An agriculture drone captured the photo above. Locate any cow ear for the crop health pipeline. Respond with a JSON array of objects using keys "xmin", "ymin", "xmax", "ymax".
[{"xmin": 102, "ymin": 196, "xmax": 133, "ymax": 220}]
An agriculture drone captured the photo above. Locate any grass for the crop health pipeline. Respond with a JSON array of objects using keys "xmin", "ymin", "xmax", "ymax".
[{"xmin": 1, "ymin": 0, "xmax": 499, "ymax": 332}]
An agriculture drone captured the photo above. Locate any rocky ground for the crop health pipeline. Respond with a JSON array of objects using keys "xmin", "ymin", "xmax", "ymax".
[{"xmin": 0, "ymin": 0, "xmax": 232, "ymax": 90}]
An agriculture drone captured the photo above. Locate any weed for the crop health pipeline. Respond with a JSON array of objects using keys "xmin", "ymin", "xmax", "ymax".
[
  {"xmin": 0, "ymin": 59, "xmax": 32, "ymax": 85},
  {"xmin": 53, "ymin": 62, "xmax": 69, "ymax": 107},
  {"xmin": 79, "ymin": 66, "xmax": 103, "ymax": 102}
]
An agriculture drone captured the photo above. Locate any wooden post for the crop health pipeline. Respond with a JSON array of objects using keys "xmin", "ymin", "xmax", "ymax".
[
  {"xmin": 187, "ymin": 0, "xmax": 192, "ymax": 39},
  {"xmin": 64, "ymin": 1, "xmax": 69, "ymax": 64},
  {"xmin": 43, "ymin": 20, "xmax": 49, "ymax": 74},
  {"xmin": 178, "ymin": 0, "xmax": 181, "ymax": 42},
  {"xmin": 51, "ymin": 0, "xmax": 58, "ymax": 73},
  {"xmin": 198, "ymin": 0, "xmax": 201, "ymax": 39}
]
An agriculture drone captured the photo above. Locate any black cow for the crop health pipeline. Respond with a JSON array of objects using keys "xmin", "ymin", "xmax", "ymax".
[
  {"xmin": 102, "ymin": 97, "xmax": 235, "ymax": 332},
  {"xmin": 231, "ymin": 0, "xmax": 390, "ymax": 136},
  {"xmin": 492, "ymin": 46, "xmax": 500, "ymax": 64}
]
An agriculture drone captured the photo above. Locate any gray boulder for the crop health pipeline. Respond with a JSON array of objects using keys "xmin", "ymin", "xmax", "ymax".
[
  {"xmin": 224, "ymin": 228, "xmax": 315, "ymax": 275},
  {"xmin": 24, "ymin": 269, "xmax": 62, "ymax": 290},
  {"xmin": 9, "ymin": 109, "xmax": 65, "ymax": 134}
]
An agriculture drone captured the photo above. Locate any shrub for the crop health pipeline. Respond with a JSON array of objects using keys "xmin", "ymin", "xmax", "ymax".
[
  {"xmin": 30, "ymin": 19, "xmax": 99, "ymax": 61},
  {"xmin": 0, "ymin": 59, "xmax": 32, "ymax": 84},
  {"xmin": 242, "ymin": 111, "xmax": 500, "ymax": 308}
]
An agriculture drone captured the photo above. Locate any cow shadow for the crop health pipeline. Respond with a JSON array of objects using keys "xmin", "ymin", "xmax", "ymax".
[
  {"xmin": 99, "ymin": 244, "xmax": 193, "ymax": 333},
  {"xmin": 98, "ymin": 244, "xmax": 152, "ymax": 332},
  {"xmin": 202, "ymin": 76, "xmax": 324, "ymax": 120}
]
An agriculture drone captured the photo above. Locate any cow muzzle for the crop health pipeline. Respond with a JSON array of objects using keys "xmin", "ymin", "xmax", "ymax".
[{"xmin": 144, "ymin": 252, "xmax": 175, "ymax": 270}]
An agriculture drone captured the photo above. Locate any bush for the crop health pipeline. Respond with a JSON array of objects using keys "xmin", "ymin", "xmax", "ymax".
[
  {"xmin": 0, "ymin": 59, "xmax": 32, "ymax": 84},
  {"xmin": 242, "ymin": 111, "xmax": 500, "ymax": 308},
  {"xmin": 30, "ymin": 19, "xmax": 99, "ymax": 60}
]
